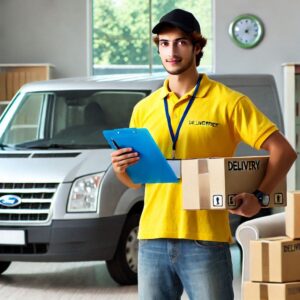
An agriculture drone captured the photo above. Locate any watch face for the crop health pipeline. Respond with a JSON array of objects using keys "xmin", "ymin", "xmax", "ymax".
[
  {"xmin": 261, "ymin": 194, "xmax": 270, "ymax": 206},
  {"xmin": 229, "ymin": 14, "xmax": 264, "ymax": 48}
]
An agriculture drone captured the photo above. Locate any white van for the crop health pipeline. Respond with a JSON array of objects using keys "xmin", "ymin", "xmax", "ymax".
[{"xmin": 0, "ymin": 74, "xmax": 283, "ymax": 285}]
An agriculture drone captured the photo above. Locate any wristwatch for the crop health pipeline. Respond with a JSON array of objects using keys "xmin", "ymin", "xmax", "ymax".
[{"xmin": 253, "ymin": 189, "xmax": 270, "ymax": 207}]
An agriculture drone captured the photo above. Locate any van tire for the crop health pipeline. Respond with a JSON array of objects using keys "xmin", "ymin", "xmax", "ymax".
[
  {"xmin": 0, "ymin": 261, "xmax": 11, "ymax": 274},
  {"xmin": 106, "ymin": 213, "xmax": 140, "ymax": 285}
]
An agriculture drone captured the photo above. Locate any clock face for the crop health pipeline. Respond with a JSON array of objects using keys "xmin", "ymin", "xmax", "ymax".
[{"xmin": 229, "ymin": 14, "xmax": 264, "ymax": 48}]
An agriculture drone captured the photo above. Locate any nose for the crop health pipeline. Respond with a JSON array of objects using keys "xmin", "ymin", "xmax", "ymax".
[{"xmin": 167, "ymin": 42, "xmax": 178, "ymax": 56}]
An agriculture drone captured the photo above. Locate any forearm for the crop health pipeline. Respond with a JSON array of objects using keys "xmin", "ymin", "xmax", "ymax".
[
  {"xmin": 110, "ymin": 147, "xmax": 141, "ymax": 189},
  {"xmin": 259, "ymin": 131, "xmax": 297, "ymax": 193},
  {"xmin": 116, "ymin": 171, "xmax": 142, "ymax": 190},
  {"xmin": 230, "ymin": 131, "xmax": 297, "ymax": 218},
  {"xmin": 258, "ymin": 152, "xmax": 295, "ymax": 193}
]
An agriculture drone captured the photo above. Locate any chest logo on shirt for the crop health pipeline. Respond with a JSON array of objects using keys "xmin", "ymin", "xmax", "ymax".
[{"xmin": 188, "ymin": 120, "xmax": 219, "ymax": 127}]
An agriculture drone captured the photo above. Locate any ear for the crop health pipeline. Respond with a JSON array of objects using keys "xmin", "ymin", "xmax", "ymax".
[{"xmin": 194, "ymin": 43, "xmax": 201, "ymax": 55}]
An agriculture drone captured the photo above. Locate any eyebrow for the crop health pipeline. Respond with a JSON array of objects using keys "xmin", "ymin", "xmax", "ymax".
[{"xmin": 158, "ymin": 37, "xmax": 189, "ymax": 42}]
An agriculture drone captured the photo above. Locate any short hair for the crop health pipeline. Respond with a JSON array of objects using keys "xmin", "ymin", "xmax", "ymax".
[{"xmin": 153, "ymin": 29, "xmax": 207, "ymax": 66}]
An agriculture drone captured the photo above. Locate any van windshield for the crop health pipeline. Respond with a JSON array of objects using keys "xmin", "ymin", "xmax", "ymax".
[{"xmin": 0, "ymin": 90, "xmax": 148, "ymax": 149}]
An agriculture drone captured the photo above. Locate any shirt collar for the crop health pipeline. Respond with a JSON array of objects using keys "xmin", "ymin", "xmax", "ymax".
[{"xmin": 159, "ymin": 73, "xmax": 212, "ymax": 100}]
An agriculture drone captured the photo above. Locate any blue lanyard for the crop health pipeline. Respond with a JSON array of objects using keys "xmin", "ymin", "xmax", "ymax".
[{"xmin": 163, "ymin": 75, "xmax": 202, "ymax": 159}]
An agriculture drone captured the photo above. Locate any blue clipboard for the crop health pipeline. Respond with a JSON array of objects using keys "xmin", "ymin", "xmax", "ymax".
[{"xmin": 102, "ymin": 128, "xmax": 179, "ymax": 184}]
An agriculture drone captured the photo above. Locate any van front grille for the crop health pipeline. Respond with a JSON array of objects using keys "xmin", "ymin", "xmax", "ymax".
[
  {"xmin": 0, "ymin": 182, "xmax": 59, "ymax": 225},
  {"xmin": 0, "ymin": 213, "xmax": 48, "ymax": 221},
  {"xmin": 0, "ymin": 243, "xmax": 48, "ymax": 254}
]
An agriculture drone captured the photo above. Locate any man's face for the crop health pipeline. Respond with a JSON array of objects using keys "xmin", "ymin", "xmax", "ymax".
[{"xmin": 157, "ymin": 27, "xmax": 200, "ymax": 75}]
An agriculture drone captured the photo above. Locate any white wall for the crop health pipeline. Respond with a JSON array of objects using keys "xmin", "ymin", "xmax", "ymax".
[
  {"xmin": 214, "ymin": 0, "xmax": 300, "ymax": 104},
  {"xmin": 0, "ymin": 0, "xmax": 89, "ymax": 78},
  {"xmin": 1, "ymin": 0, "xmax": 300, "ymax": 104}
]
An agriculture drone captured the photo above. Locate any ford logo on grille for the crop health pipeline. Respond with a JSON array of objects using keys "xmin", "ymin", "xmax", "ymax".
[{"xmin": 0, "ymin": 195, "xmax": 22, "ymax": 207}]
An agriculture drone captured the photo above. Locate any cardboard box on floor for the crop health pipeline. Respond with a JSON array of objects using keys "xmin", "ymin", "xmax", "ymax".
[
  {"xmin": 243, "ymin": 281, "xmax": 300, "ymax": 300},
  {"xmin": 182, "ymin": 156, "xmax": 286, "ymax": 210},
  {"xmin": 286, "ymin": 191, "xmax": 300, "ymax": 239},
  {"xmin": 250, "ymin": 236, "xmax": 300, "ymax": 283}
]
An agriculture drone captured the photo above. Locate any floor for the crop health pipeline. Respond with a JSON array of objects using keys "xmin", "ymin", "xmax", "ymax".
[{"xmin": 0, "ymin": 245, "xmax": 242, "ymax": 300}]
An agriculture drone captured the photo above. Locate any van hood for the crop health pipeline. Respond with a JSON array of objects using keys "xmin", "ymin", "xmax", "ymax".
[{"xmin": 0, "ymin": 149, "xmax": 113, "ymax": 183}]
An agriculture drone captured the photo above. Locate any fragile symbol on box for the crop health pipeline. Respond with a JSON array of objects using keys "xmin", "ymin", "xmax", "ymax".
[
  {"xmin": 274, "ymin": 193, "xmax": 284, "ymax": 204},
  {"xmin": 228, "ymin": 194, "xmax": 237, "ymax": 207},
  {"xmin": 213, "ymin": 195, "xmax": 223, "ymax": 207}
]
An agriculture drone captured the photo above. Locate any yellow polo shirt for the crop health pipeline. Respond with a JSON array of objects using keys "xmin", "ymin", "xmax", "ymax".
[{"xmin": 130, "ymin": 74, "xmax": 278, "ymax": 242}]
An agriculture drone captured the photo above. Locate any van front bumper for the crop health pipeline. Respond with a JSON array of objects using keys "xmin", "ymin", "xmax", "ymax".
[{"xmin": 0, "ymin": 215, "xmax": 127, "ymax": 262}]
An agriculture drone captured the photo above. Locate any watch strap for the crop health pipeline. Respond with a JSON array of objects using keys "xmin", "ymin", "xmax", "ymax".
[{"xmin": 253, "ymin": 189, "xmax": 269, "ymax": 207}]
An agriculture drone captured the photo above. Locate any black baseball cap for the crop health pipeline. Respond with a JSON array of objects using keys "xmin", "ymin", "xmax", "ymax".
[{"xmin": 152, "ymin": 9, "xmax": 201, "ymax": 34}]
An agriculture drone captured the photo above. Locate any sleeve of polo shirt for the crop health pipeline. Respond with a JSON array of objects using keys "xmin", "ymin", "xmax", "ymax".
[
  {"xmin": 230, "ymin": 96, "xmax": 278, "ymax": 150},
  {"xmin": 129, "ymin": 105, "xmax": 138, "ymax": 128}
]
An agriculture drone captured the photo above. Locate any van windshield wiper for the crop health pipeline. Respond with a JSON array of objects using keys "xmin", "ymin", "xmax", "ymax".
[
  {"xmin": 0, "ymin": 143, "xmax": 16, "ymax": 150},
  {"xmin": 16, "ymin": 140, "xmax": 110, "ymax": 149},
  {"xmin": 24, "ymin": 143, "xmax": 81, "ymax": 149},
  {"xmin": 22, "ymin": 143, "xmax": 109, "ymax": 149}
]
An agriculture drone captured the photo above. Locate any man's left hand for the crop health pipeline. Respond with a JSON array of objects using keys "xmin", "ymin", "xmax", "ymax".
[{"xmin": 228, "ymin": 193, "xmax": 261, "ymax": 217}]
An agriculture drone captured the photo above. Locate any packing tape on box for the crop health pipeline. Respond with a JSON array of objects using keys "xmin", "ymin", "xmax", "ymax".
[
  {"xmin": 198, "ymin": 159, "xmax": 209, "ymax": 174},
  {"xmin": 198, "ymin": 161, "xmax": 211, "ymax": 208},
  {"xmin": 262, "ymin": 242, "xmax": 270, "ymax": 282},
  {"xmin": 260, "ymin": 284, "xmax": 268, "ymax": 300},
  {"xmin": 288, "ymin": 285, "xmax": 300, "ymax": 296}
]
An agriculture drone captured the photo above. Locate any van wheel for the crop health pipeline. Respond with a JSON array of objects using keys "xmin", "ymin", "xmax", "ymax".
[
  {"xmin": 0, "ymin": 261, "xmax": 11, "ymax": 274},
  {"xmin": 106, "ymin": 213, "xmax": 140, "ymax": 285}
]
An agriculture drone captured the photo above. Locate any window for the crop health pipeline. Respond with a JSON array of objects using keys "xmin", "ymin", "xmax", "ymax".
[{"xmin": 92, "ymin": 0, "xmax": 212, "ymax": 75}]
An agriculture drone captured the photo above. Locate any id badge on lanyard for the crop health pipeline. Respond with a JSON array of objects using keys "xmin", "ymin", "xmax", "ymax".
[{"xmin": 163, "ymin": 75, "xmax": 202, "ymax": 159}]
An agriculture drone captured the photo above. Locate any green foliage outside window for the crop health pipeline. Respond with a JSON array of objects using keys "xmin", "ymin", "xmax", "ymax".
[{"xmin": 93, "ymin": 0, "xmax": 212, "ymax": 74}]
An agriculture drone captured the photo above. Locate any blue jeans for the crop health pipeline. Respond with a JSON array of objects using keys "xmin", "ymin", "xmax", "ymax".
[{"xmin": 138, "ymin": 239, "xmax": 234, "ymax": 300}]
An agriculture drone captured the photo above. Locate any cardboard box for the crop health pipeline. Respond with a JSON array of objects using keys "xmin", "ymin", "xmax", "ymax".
[
  {"xmin": 182, "ymin": 156, "xmax": 286, "ymax": 209},
  {"xmin": 250, "ymin": 237, "xmax": 300, "ymax": 282},
  {"xmin": 243, "ymin": 281, "xmax": 300, "ymax": 300},
  {"xmin": 286, "ymin": 191, "xmax": 300, "ymax": 239}
]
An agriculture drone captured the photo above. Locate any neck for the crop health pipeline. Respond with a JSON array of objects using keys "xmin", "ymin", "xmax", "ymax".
[{"xmin": 168, "ymin": 70, "xmax": 199, "ymax": 98}]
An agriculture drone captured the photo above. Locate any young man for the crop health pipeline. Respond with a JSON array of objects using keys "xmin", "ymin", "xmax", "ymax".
[{"xmin": 111, "ymin": 9, "xmax": 297, "ymax": 300}]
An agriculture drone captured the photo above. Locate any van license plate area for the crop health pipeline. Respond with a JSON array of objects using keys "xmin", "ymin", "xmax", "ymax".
[{"xmin": 0, "ymin": 230, "xmax": 26, "ymax": 245}]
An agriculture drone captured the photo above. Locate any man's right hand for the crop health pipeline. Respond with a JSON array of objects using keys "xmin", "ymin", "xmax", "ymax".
[
  {"xmin": 111, "ymin": 148, "xmax": 140, "ymax": 174},
  {"xmin": 228, "ymin": 192, "xmax": 261, "ymax": 217}
]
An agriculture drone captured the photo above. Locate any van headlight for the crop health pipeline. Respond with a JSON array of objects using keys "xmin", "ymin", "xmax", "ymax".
[{"xmin": 67, "ymin": 173, "xmax": 104, "ymax": 212}]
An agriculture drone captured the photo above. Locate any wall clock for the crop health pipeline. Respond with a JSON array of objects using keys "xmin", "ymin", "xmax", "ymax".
[{"xmin": 229, "ymin": 14, "xmax": 264, "ymax": 49}]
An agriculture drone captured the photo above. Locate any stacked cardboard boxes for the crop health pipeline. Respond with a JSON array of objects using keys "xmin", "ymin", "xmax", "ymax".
[{"xmin": 244, "ymin": 192, "xmax": 300, "ymax": 300}]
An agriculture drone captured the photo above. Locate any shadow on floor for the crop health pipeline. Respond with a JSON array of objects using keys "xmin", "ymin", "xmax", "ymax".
[{"xmin": 0, "ymin": 243, "xmax": 242, "ymax": 299}]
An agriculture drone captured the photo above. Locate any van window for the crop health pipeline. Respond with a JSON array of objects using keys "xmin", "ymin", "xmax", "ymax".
[
  {"xmin": 0, "ymin": 90, "xmax": 148, "ymax": 149},
  {"xmin": 2, "ymin": 93, "xmax": 44, "ymax": 145}
]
